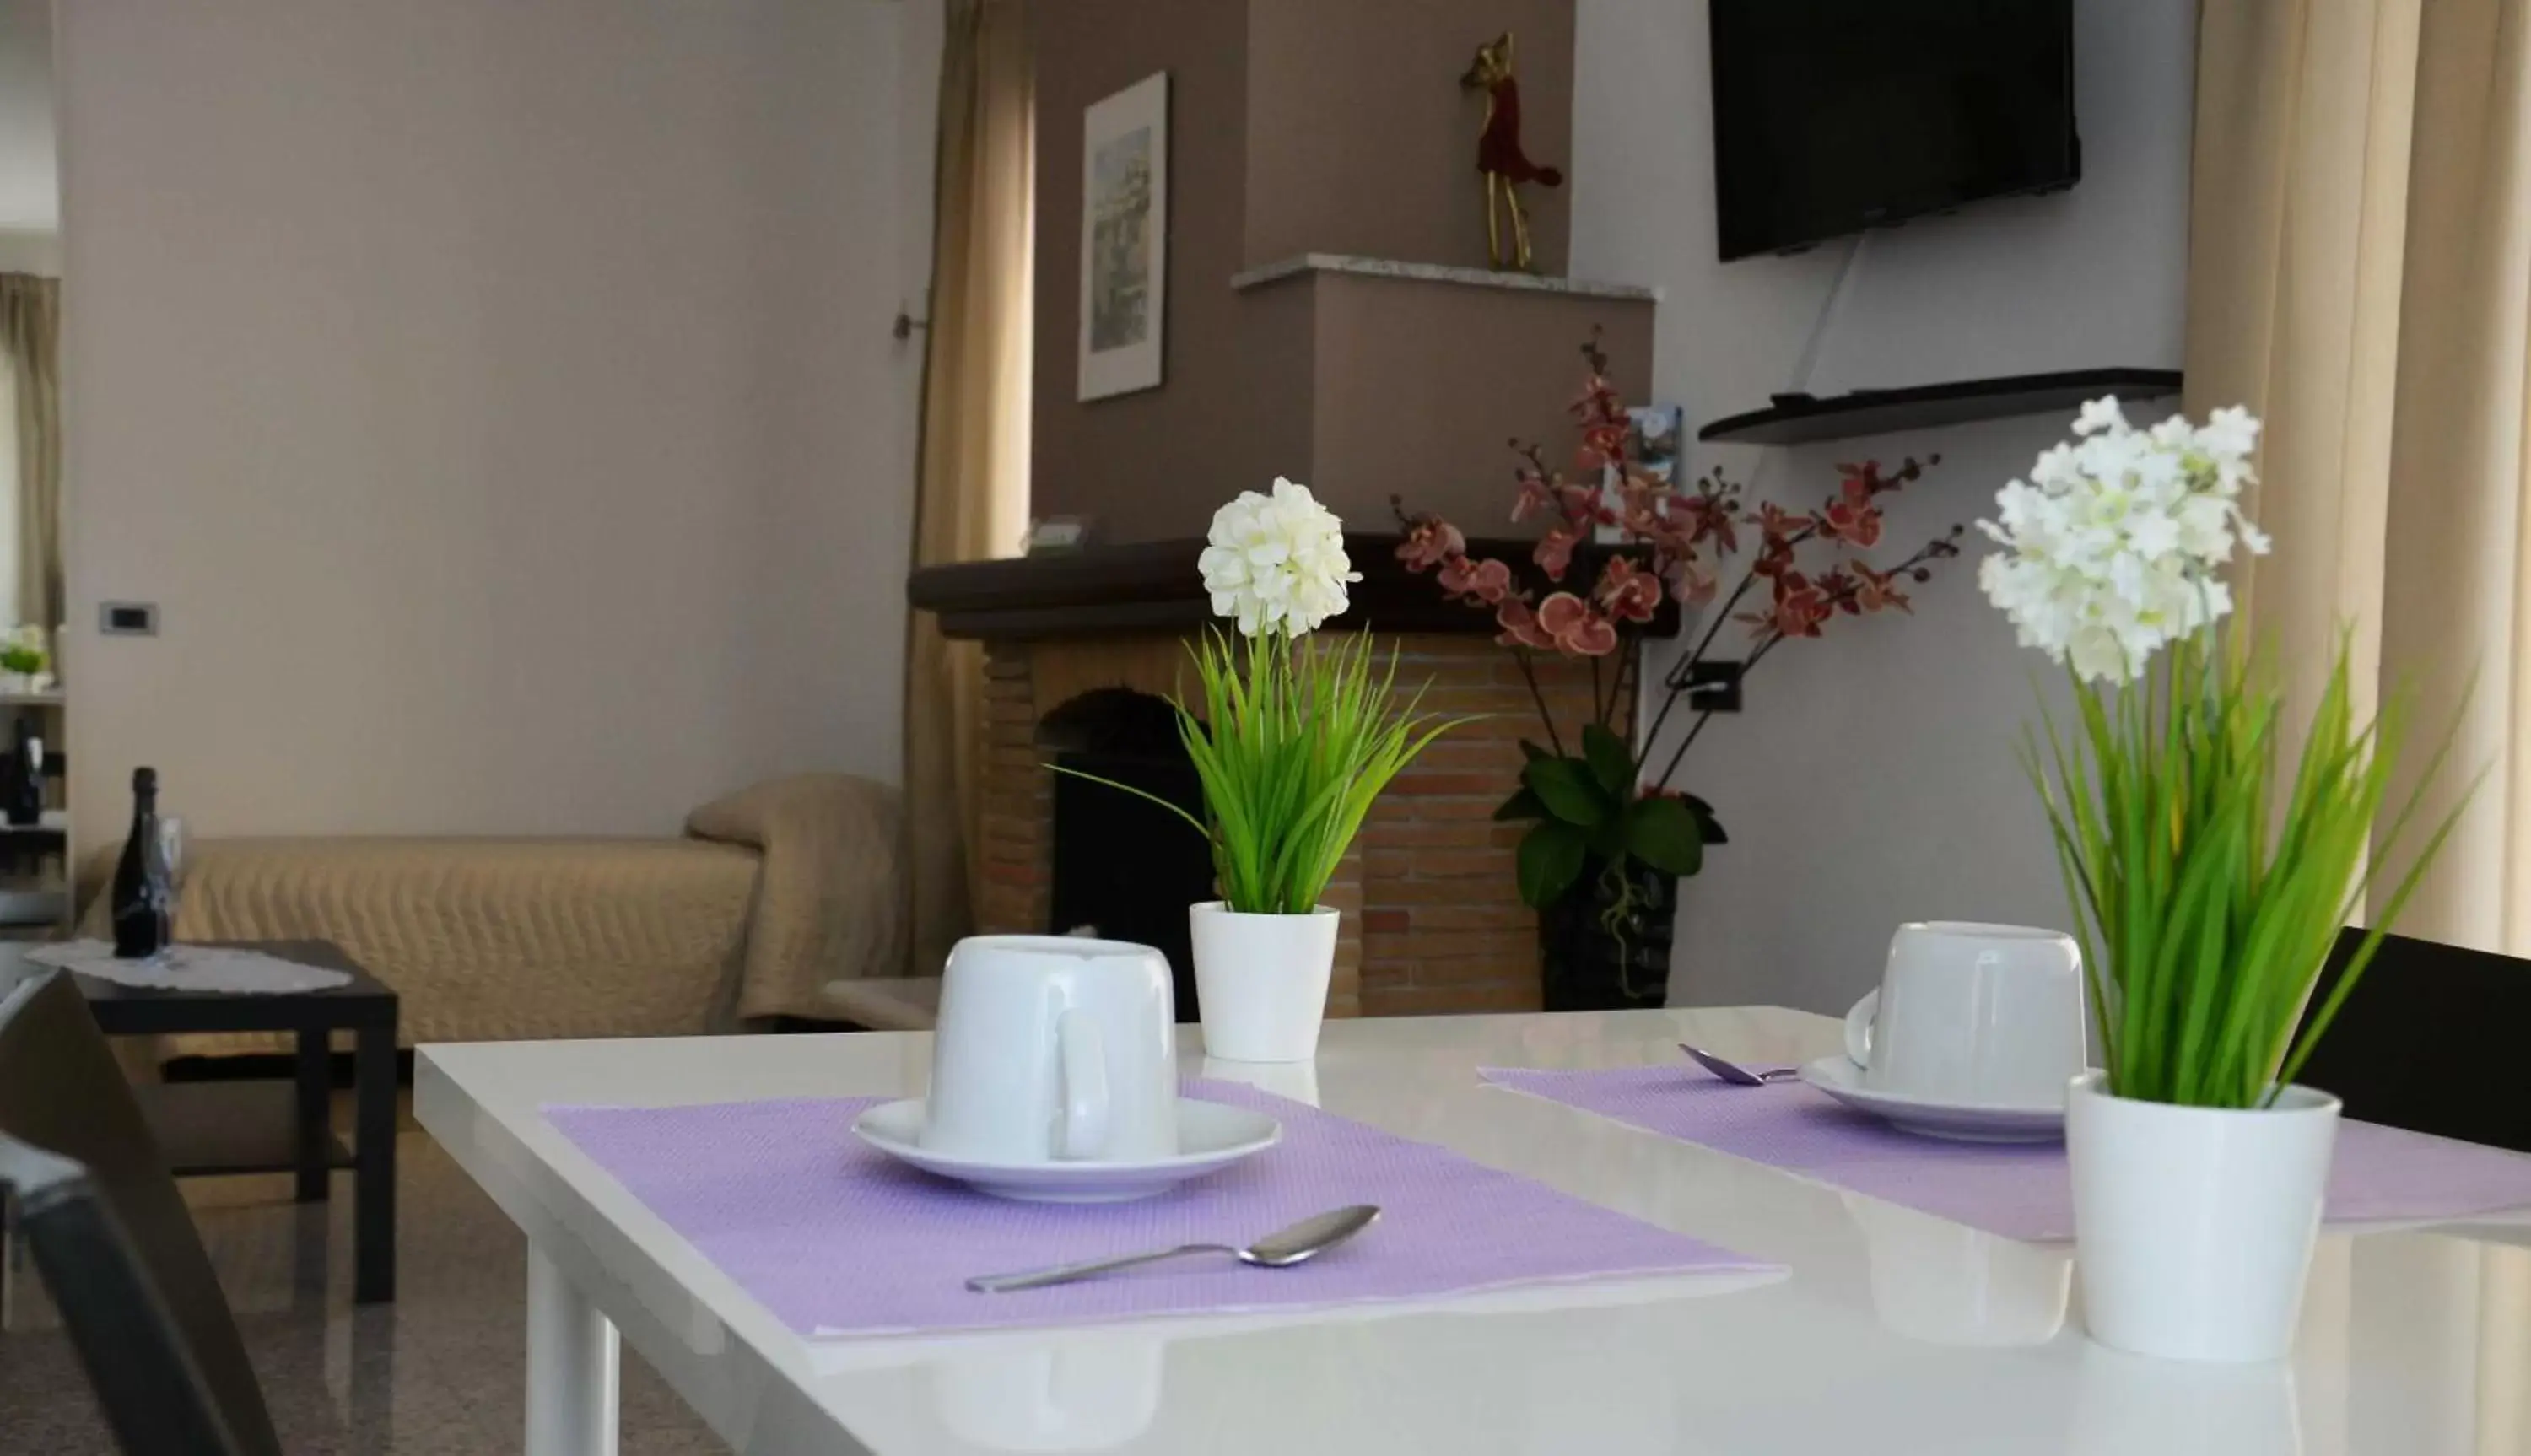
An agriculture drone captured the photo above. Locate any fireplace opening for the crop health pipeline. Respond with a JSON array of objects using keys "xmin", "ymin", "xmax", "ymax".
[{"xmin": 1040, "ymin": 688, "xmax": 1212, "ymax": 1021}]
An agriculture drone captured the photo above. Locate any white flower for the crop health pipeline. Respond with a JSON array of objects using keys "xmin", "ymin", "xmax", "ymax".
[
  {"xmin": 1196, "ymin": 477, "xmax": 1363, "ymax": 637},
  {"xmin": 1976, "ymin": 398, "xmax": 2268, "ymax": 683}
]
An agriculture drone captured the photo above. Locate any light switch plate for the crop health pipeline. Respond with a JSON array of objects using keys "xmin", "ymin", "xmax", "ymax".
[{"xmin": 99, "ymin": 601, "xmax": 158, "ymax": 636}]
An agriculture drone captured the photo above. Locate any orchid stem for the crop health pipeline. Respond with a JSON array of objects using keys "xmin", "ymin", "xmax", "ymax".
[{"xmin": 1516, "ymin": 649, "xmax": 1565, "ymax": 758}]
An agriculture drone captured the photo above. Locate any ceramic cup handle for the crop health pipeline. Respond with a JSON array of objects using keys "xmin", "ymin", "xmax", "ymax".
[
  {"xmin": 1055, "ymin": 1009, "xmax": 1110, "ymax": 1160},
  {"xmin": 1843, "ymin": 988, "xmax": 1880, "ymax": 1070}
]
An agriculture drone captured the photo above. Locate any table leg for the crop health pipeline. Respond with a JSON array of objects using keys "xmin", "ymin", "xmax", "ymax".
[
  {"xmin": 294, "ymin": 1027, "xmax": 331, "ymax": 1203},
  {"xmin": 526, "ymin": 1244, "xmax": 619, "ymax": 1456},
  {"xmin": 353, "ymin": 1020, "xmax": 397, "ymax": 1303}
]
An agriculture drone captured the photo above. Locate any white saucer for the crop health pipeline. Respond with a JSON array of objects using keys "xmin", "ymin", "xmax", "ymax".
[
  {"xmin": 1797, "ymin": 1057, "xmax": 2066, "ymax": 1143},
  {"xmin": 851, "ymin": 1097, "xmax": 1282, "ymax": 1203}
]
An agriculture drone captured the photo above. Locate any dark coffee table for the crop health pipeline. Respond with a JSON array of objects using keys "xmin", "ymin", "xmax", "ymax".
[{"xmin": 0, "ymin": 940, "xmax": 398, "ymax": 1302}]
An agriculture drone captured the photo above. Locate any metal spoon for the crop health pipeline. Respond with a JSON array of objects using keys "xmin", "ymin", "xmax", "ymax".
[
  {"xmin": 967, "ymin": 1205, "xmax": 1381, "ymax": 1294},
  {"xmin": 1681, "ymin": 1043, "xmax": 1800, "ymax": 1086}
]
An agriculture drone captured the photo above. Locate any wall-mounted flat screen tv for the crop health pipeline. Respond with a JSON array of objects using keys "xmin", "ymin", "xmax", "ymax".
[{"xmin": 1709, "ymin": 0, "xmax": 2080, "ymax": 261}]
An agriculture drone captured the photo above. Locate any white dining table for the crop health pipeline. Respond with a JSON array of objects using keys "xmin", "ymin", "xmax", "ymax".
[{"xmin": 415, "ymin": 1006, "xmax": 2531, "ymax": 1456}]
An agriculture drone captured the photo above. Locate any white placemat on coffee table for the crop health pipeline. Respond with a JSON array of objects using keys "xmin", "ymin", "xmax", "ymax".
[{"xmin": 26, "ymin": 940, "xmax": 354, "ymax": 994}]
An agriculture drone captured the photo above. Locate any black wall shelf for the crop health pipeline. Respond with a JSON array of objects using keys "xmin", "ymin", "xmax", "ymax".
[{"xmin": 1698, "ymin": 368, "xmax": 2184, "ymax": 447}]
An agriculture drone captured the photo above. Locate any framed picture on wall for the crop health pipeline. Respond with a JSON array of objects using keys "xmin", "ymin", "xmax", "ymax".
[{"xmin": 1077, "ymin": 72, "xmax": 1168, "ymax": 402}]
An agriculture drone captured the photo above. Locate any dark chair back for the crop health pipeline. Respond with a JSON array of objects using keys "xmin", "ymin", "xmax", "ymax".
[
  {"xmin": 0, "ymin": 972, "xmax": 280, "ymax": 1455},
  {"xmin": 2294, "ymin": 927, "xmax": 2531, "ymax": 1153},
  {"xmin": 0, "ymin": 1135, "xmax": 252, "ymax": 1456}
]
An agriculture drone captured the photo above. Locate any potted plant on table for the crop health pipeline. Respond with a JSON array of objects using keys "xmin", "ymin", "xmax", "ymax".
[
  {"xmin": 1395, "ymin": 337, "xmax": 1963, "ymax": 1009},
  {"xmin": 0, "ymin": 627, "xmax": 46, "ymax": 696},
  {"xmin": 1065, "ymin": 478, "xmax": 1460, "ymax": 1062},
  {"xmin": 1981, "ymin": 397, "xmax": 2469, "ymax": 1363}
]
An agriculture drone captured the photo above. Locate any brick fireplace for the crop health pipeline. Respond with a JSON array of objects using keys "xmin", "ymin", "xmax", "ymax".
[{"xmin": 917, "ymin": 542, "xmax": 1659, "ymax": 1020}]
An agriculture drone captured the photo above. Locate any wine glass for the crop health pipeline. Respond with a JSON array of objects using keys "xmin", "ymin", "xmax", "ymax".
[{"xmin": 153, "ymin": 815, "xmax": 187, "ymax": 937}]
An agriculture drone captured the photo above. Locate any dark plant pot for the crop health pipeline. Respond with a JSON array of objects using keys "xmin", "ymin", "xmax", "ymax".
[{"xmin": 1539, "ymin": 857, "xmax": 1678, "ymax": 1011}]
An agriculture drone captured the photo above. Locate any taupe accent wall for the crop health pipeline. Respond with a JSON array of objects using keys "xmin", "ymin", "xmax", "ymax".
[
  {"xmin": 1244, "ymin": 0, "xmax": 1573, "ymax": 275},
  {"xmin": 1302, "ymin": 272, "xmax": 1649, "ymax": 536},
  {"xmin": 1033, "ymin": 0, "xmax": 1612, "ymax": 546},
  {"xmin": 1032, "ymin": 0, "xmax": 1297, "ymax": 544}
]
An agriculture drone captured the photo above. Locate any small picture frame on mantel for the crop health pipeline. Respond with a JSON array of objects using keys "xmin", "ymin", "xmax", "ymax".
[{"xmin": 1077, "ymin": 72, "xmax": 1168, "ymax": 402}]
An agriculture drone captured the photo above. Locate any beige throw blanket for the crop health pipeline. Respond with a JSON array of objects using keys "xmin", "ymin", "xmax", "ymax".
[{"xmin": 688, "ymin": 773, "xmax": 908, "ymax": 1022}]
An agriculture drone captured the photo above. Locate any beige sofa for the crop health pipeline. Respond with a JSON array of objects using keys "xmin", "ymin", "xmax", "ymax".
[{"xmin": 76, "ymin": 774, "xmax": 907, "ymax": 1056}]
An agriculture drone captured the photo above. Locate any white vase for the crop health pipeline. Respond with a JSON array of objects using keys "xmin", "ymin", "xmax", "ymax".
[
  {"xmin": 1187, "ymin": 900, "xmax": 1338, "ymax": 1063},
  {"xmin": 2066, "ymin": 1070, "xmax": 2341, "ymax": 1362}
]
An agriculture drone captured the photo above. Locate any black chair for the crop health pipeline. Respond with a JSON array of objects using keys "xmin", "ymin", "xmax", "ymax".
[
  {"xmin": 0, "ymin": 971, "xmax": 281, "ymax": 1455},
  {"xmin": 2292, "ymin": 927, "xmax": 2531, "ymax": 1154}
]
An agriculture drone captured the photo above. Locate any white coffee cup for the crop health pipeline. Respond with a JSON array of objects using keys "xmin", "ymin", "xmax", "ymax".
[
  {"xmin": 1843, "ymin": 921, "xmax": 2086, "ymax": 1107},
  {"xmin": 924, "ymin": 935, "xmax": 1179, "ymax": 1163}
]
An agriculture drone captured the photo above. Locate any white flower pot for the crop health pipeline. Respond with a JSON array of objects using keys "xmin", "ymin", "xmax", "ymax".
[
  {"xmin": 2067, "ymin": 1070, "xmax": 2341, "ymax": 1362},
  {"xmin": 1188, "ymin": 901, "xmax": 1338, "ymax": 1063}
]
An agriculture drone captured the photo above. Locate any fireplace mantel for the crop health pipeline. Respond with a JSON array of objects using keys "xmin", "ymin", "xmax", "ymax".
[{"xmin": 908, "ymin": 535, "xmax": 1681, "ymax": 642}]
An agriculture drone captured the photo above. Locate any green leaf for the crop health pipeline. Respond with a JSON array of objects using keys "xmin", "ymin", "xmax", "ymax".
[
  {"xmin": 1492, "ymin": 786, "xmax": 1550, "ymax": 822},
  {"xmin": 1523, "ymin": 757, "xmax": 1614, "ymax": 828},
  {"xmin": 1683, "ymin": 794, "xmax": 1729, "ymax": 844},
  {"xmin": 1625, "ymin": 795, "xmax": 1705, "ymax": 876},
  {"xmin": 1518, "ymin": 738, "xmax": 1554, "ymax": 763},
  {"xmin": 1585, "ymin": 813, "xmax": 1630, "ymax": 860},
  {"xmin": 1583, "ymin": 723, "xmax": 1635, "ymax": 797},
  {"xmin": 1516, "ymin": 820, "xmax": 1588, "ymax": 907}
]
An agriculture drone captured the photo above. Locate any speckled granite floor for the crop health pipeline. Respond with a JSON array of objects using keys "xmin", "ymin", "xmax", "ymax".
[{"xmin": 0, "ymin": 1100, "xmax": 728, "ymax": 1454}]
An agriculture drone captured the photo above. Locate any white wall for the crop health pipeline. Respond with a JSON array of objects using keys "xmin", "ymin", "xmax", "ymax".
[
  {"xmin": 55, "ymin": 0, "xmax": 931, "ymax": 844},
  {"xmin": 0, "ymin": 0, "xmax": 52, "ymax": 235},
  {"xmin": 1569, "ymin": 0, "xmax": 2199, "ymax": 1012},
  {"xmin": 0, "ymin": 0, "xmax": 57, "ymax": 274}
]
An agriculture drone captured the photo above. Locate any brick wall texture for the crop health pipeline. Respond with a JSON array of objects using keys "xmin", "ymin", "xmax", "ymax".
[{"xmin": 975, "ymin": 632, "xmax": 1627, "ymax": 1018}]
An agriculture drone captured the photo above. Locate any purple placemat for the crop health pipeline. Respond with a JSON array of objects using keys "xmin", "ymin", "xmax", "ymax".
[
  {"xmin": 1481, "ymin": 1063, "xmax": 2531, "ymax": 1243},
  {"xmin": 542, "ymin": 1080, "xmax": 1777, "ymax": 1339}
]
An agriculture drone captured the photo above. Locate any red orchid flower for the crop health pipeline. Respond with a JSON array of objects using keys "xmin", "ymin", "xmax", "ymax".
[
  {"xmin": 1595, "ymin": 557, "xmax": 1663, "ymax": 623},
  {"xmin": 1512, "ymin": 469, "xmax": 1557, "ymax": 523},
  {"xmin": 1675, "ymin": 493, "xmax": 1739, "ymax": 554},
  {"xmin": 1562, "ymin": 612, "xmax": 1619, "ymax": 656},
  {"xmin": 1395, "ymin": 516, "xmax": 1466, "ymax": 572},
  {"xmin": 1575, "ymin": 424, "xmax": 1627, "ymax": 472},
  {"xmin": 1850, "ymin": 561, "xmax": 1913, "ymax": 613},
  {"xmin": 1554, "ymin": 481, "xmax": 1605, "ymax": 527},
  {"xmin": 1535, "ymin": 526, "xmax": 1579, "ymax": 582},
  {"xmin": 1751, "ymin": 500, "xmax": 1814, "ymax": 546},
  {"xmin": 1537, "ymin": 590, "xmax": 1587, "ymax": 638},
  {"xmin": 1814, "ymin": 565, "xmax": 1865, "ymax": 617},
  {"xmin": 1536, "ymin": 590, "xmax": 1620, "ymax": 655},
  {"xmin": 1466, "ymin": 557, "xmax": 1514, "ymax": 605},
  {"xmin": 1819, "ymin": 493, "xmax": 1883, "ymax": 549},
  {"xmin": 1737, "ymin": 571, "xmax": 1831, "ymax": 639},
  {"xmin": 1495, "ymin": 597, "xmax": 1559, "ymax": 650},
  {"xmin": 1835, "ymin": 461, "xmax": 1887, "ymax": 500}
]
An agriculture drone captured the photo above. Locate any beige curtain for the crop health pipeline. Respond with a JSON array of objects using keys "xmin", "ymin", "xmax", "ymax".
[
  {"xmin": 904, "ymin": 0, "xmax": 1034, "ymax": 974},
  {"xmin": 2186, "ymin": 0, "xmax": 2531, "ymax": 951},
  {"xmin": 0, "ymin": 274, "xmax": 61, "ymax": 631}
]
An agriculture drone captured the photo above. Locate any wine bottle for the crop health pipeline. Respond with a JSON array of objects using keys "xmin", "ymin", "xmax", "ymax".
[
  {"xmin": 111, "ymin": 766, "xmax": 172, "ymax": 959},
  {"xmin": 5, "ymin": 715, "xmax": 42, "ymax": 827}
]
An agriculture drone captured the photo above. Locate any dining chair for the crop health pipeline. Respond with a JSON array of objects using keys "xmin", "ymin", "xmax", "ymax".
[
  {"xmin": 0, "ymin": 971, "xmax": 283, "ymax": 1456},
  {"xmin": 2294, "ymin": 927, "xmax": 2531, "ymax": 1154}
]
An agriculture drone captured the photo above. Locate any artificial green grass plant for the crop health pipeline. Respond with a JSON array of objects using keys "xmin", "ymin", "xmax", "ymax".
[
  {"xmin": 1058, "ymin": 479, "xmax": 1460, "ymax": 915},
  {"xmin": 2026, "ymin": 636, "xmax": 2469, "ymax": 1108},
  {"xmin": 1142, "ymin": 628, "xmax": 1458, "ymax": 913},
  {"xmin": 1982, "ymin": 396, "xmax": 2471, "ymax": 1110}
]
